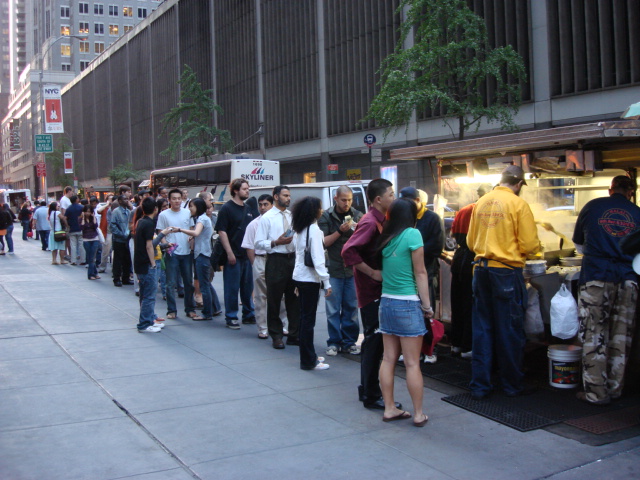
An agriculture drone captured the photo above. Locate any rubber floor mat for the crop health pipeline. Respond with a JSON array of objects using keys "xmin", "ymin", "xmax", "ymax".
[
  {"xmin": 442, "ymin": 389, "xmax": 630, "ymax": 432},
  {"xmin": 564, "ymin": 405, "xmax": 640, "ymax": 434}
]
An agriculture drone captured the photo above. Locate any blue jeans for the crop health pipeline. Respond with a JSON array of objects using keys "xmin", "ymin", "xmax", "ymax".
[
  {"xmin": 470, "ymin": 264, "xmax": 527, "ymax": 397},
  {"xmin": 156, "ymin": 259, "xmax": 166, "ymax": 296},
  {"xmin": 38, "ymin": 230, "xmax": 50, "ymax": 250},
  {"xmin": 222, "ymin": 256, "xmax": 254, "ymax": 322},
  {"xmin": 137, "ymin": 268, "xmax": 158, "ymax": 330},
  {"xmin": 195, "ymin": 254, "xmax": 221, "ymax": 318},
  {"xmin": 165, "ymin": 252, "xmax": 195, "ymax": 315},
  {"xmin": 83, "ymin": 241, "xmax": 99, "ymax": 278},
  {"xmin": 325, "ymin": 276, "xmax": 359, "ymax": 348},
  {"xmin": 21, "ymin": 220, "xmax": 30, "ymax": 240},
  {"xmin": 5, "ymin": 223, "xmax": 13, "ymax": 252}
]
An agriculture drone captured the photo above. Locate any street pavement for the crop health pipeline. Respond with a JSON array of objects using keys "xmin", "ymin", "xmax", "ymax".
[{"xmin": 1, "ymin": 238, "xmax": 639, "ymax": 480}]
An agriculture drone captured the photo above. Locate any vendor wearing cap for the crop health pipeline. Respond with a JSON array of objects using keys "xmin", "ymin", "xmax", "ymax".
[
  {"xmin": 467, "ymin": 165, "xmax": 541, "ymax": 399},
  {"xmin": 572, "ymin": 175, "xmax": 640, "ymax": 405},
  {"xmin": 398, "ymin": 187, "xmax": 444, "ymax": 363}
]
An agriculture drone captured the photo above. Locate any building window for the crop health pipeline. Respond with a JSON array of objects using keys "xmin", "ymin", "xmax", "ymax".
[
  {"xmin": 80, "ymin": 61, "xmax": 90, "ymax": 71},
  {"xmin": 123, "ymin": 25, "xmax": 133, "ymax": 34},
  {"xmin": 138, "ymin": 8, "xmax": 147, "ymax": 18},
  {"xmin": 61, "ymin": 63, "xmax": 71, "ymax": 72},
  {"xmin": 94, "ymin": 3, "xmax": 104, "ymax": 15},
  {"xmin": 61, "ymin": 6, "xmax": 70, "ymax": 18},
  {"xmin": 60, "ymin": 25, "xmax": 70, "ymax": 36},
  {"xmin": 61, "ymin": 44, "xmax": 71, "ymax": 56},
  {"xmin": 95, "ymin": 42, "xmax": 105, "ymax": 54},
  {"xmin": 79, "ymin": 2, "xmax": 89, "ymax": 14},
  {"xmin": 79, "ymin": 41, "xmax": 90, "ymax": 53},
  {"xmin": 123, "ymin": 6, "xmax": 133, "ymax": 17},
  {"xmin": 109, "ymin": 24, "xmax": 119, "ymax": 36},
  {"xmin": 108, "ymin": 5, "xmax": 118, "ymax": 16},
  {"xmin": 94, "ymin": 23, "xmax": 104, "ymax": 35},
  {"xmin": 79, "ymin": 22, "xmax": 89, "ymax": 34}
]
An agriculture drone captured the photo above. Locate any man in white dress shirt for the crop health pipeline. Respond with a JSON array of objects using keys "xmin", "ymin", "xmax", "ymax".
[{"xmin": 254, "ymin": 186, "xmax": 299, "ymax": 349}]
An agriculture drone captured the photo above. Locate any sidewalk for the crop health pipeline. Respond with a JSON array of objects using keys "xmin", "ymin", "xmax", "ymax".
[{"xmin": 1, "ymin": 239, "xmax": 639, "ymax": 480}]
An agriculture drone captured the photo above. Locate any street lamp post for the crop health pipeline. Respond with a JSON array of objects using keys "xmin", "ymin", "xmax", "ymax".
[{"xmin": 38, "ymin": 34, "xmax": 85, "ymax": 200}]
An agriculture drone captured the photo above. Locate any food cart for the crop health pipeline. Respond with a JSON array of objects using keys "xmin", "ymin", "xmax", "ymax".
[{"xmin": 391, "ymin": 119, "xmax": 640, "ymax": 387}]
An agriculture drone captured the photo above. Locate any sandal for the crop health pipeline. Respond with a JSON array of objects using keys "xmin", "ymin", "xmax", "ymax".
[
  {"xmin": 94, "ymin": 275, "xmax": 101, "ymax": 279},
  {"xmin": 52, "ymin": 261, "xmax": 60, "ymax": 265},
  {"xmin": 191, "ymin": 315, "xmax": 212, "ymax": 321},
  {"xmin": 166, "ymin": 312, "xmax": 177, "ymax": 319},
  {"xmin": 187, "ymin": 312, "xmax": 199, "ymax": 319},
  {"xmin": 413, "ymin": 414, "xmax": 429, "ymax": 427},
  {"xmin": 258, "ymin": 333, "xmax": 269, "ymax": 339},
  {"xmin": 382, "ymin": 411, "xmax": 412, "ymax": 422}
]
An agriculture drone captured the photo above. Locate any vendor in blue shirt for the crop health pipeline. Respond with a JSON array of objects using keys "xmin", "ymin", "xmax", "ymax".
[{"xmin": 572, "ymin": 175, "xmax": 640, "ymax": 406}]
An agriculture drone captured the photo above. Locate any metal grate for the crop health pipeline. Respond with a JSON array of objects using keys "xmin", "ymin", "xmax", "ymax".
[{"xmin": 564, "ymin": 405, "xmax": 640, "ymax": 435}]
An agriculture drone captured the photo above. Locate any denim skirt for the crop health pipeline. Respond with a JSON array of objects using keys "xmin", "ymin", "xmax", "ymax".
[{"xmin": 379, "ymin": 297, "xmax": 428, "ymax": 337}]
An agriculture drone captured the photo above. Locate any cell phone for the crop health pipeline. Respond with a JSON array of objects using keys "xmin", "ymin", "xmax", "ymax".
[{"xmin": 284, "ymin": 228, "xmax": 293, "ymax": 238}]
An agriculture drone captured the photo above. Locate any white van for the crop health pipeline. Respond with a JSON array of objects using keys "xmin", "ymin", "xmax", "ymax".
[
  {"xmin": 250, "ymin": 181, "xmax": 370, "ymax": 214},
  {"xmin": 0, "ymin": 189, "xmax": 32, "ymax": 214}
]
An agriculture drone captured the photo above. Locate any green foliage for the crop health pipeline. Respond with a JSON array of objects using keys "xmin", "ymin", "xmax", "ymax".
[
  {"xmin": 364, "ymin": 0, "xmax": 527, "ymax": 140},
  {"xmin": 107, "ymin": 163, "xmax": 145, "ymax": 191},
  {"xmin": 47, "ymin": 138, "xmax": 75, "ymax": 188},
  {"xmin": 160, "ymin": 65, "xmax": 233, "ymax": 162}
]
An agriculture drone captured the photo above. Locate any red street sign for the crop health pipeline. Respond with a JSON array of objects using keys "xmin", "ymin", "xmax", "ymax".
[
  {"xmin": 36, "ymin": 162, "xmax": 47, "ymax": 177},
  {"xmin": 328, "ymin": 164, "xmax": 339, "ymax": 171}
]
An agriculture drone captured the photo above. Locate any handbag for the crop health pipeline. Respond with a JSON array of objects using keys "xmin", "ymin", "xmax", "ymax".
[
  {"xmin": 304, "ymin": 227, "xmax": 314, "ymax": 268},
  {"xmin": 53, "ymin": 213, "xmax": 67, "ymax": 242},
  {"xmin": 422, "ymin": 318, "xmax": 445, "ymax": 356}
]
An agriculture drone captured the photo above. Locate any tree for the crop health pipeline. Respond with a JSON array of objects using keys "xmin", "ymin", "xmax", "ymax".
[
  {"xmin": 107, "ymin": 163, "xmax": 145, "ymax": 191},
  {"xmin": 160, "ymin": 65, "xmax": 233, "ymax": 163},
  {"xmin": 364, "ymin": 0, "xmax": 527, "ymax": 140},
  {"xmin": 47, "ymin": 138, "xmax": 75, "ymax": 189}
]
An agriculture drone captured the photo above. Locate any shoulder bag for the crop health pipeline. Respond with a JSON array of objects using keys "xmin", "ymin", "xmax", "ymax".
[
  {"xmin": 304, "ymin": 226, "xmax": 314, "ymax": 268},
  {"xmin": 53, "ymin": 213, "xmax": 67, "ymax": 242}
]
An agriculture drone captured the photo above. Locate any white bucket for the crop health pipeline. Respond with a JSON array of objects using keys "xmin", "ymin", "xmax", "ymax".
[{"xmin": 547, "ymin": 344, "xmax": 582, "ymax": 389}]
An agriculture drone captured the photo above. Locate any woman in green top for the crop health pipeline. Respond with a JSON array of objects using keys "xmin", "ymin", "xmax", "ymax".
[{"xmin": 377, "ymin": 198, "xmax": 433, "ymax": 427}]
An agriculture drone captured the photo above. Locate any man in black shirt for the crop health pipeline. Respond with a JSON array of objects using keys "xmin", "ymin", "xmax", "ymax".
[
  {"xmin": 216, "ymin": 178, "xmax": 255, "ymax": 329},
  {"xmin": 135, "ymin": 197, "xmax": 171, "ymax": 333}
]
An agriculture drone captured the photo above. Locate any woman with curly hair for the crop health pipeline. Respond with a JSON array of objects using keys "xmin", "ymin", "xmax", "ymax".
[
  {"xmin": 377, "ymin": 198, "xmax": 432, "ymax": 427},
  {"xmin": 291, "ymin": 196, "xmax": 332, "ymax": 371}
]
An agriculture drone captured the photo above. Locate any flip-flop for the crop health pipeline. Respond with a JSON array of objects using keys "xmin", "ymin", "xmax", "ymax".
[
  {"xmin": 166, "ymin": 313, "xmax": 177, "ymax": 319},
  {"xmin": 191, "ymin": 315, "xmax": 212, "ymax": 321},
  {"xmin": 382, "ymin": 411, "xmax": 412, "ymax": 422},
  {"xmin": 258, "ymin": 333, "xmax": 269, "ymax": 339},
  {"xmin": 187, "ymin": 312, "xmax": 199, "ymax": 319},
  {"xmin": 413, "ymin": 415, "xmax": 429, "ymax": 427}
]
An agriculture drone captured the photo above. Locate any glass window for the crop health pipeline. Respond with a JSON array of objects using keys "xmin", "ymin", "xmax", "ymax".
[
  {"xmin": 123, "ymin": 25, "xmax": 133, "ymax": 34},
  {"xmin": 94, "ymin": 23, "xmax": 104, "ymax": 35},
  {"xmin": 94, "ymin": 3, "xmax": 104, "ymax": 15},
  {"xmin": 108, "ymin": 5, "xmax": 118, "ymax": 16},
  {"xmin": 123, "ymin": 6, "xmax": 133, "ymax": 17},
  {"xmin": 109, "ymin": 24, "xmax": 118, "ymax": 36},
  {"xmin": 95, "ymin": 42, "xmax": 105, "ymax": 54},
  {"xmin": 60, "ymin": 25, "xmax": 70, "ymax": 36},
  {"xmin": 60, "ymin": 44, "xmax": 71, "ymax": 56},
  {"xmin": 79, "ymin": 41, "xmax": 90, "ymax": 53},
  {"xmin": 61, "ymin": 6, "xmax": 70, "ymax": 18},
  {"xmin": 79, "ymin": 22, "xmax": 89, "ymax": 34},
  {"xmin": 79, "ymin": 2, "xmax": 88, "ymax": 14},
  {"xmin": 61, "ymin": 63, "xmax": 71, "ymax": 72},
  {"xmin": 138, "ymin": 8, "xmax": 147, "ymax": 18},
  {"xmin": 80, "ymin": 61, "xmax": 90, "ymax": 71}
]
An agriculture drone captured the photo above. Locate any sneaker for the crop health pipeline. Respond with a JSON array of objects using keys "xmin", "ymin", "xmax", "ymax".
[
  {"xmin": 226, "ymin": 320, "xmax": 241, "ymax": 330},
  {"xmin": 460, "ymin": 351, "xmax": 473, "ymax": 359},
  {"xmin": 451, "ymin": 346, "xmax": 462, "ymax": 355},
  {"xmin": 314, "ymin": 362, "xmax": 330, "ymax": 371},
  {"xmin": 138, "ymin": 325, "xmax": 162, "ymax": 333},
  {"xmin": 343, "ymin": 345, "xmax": 361, "ymax": 355},
  {"xmin": 97, "ymin": 269, "xmax": 106, "ymax": 274},
  {"xmin": 326, "ymin": 345, "xmax": 339, "ymax": 356},
  {"xmin": 154, "ymin": 322, "xmax": 165, "ymax": 329},
  {"xmin": 423, "ymin": 354, "xmax": 438, "ymax": 364},
  {"xmin": 7, "ymin": 251, "xmax": 14, "ymax": 255}
]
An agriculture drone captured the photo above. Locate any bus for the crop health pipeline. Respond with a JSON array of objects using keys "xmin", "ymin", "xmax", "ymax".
[{"xmin": 149, "ymin": 159, "xmax": 280, "ymax": 207}]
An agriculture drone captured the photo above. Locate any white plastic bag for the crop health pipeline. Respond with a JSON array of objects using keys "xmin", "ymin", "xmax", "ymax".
[
  {"xmin": 525, "ymin": 285, "xmax": 545, "ymax": 339},
  {"xmin": 550, "ymin": 284, "xmax": 579, "ymax": 339}
]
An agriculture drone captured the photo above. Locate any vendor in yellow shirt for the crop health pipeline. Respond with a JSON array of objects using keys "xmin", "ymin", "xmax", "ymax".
[{"xmin": 467, "ymin": 165, "xmax": 541, "ymax": 399}]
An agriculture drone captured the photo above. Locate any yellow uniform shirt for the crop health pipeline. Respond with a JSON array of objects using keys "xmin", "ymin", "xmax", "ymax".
[{"xmin": 467, "ymin": 186, "xmax": 541, "ymax": 268}]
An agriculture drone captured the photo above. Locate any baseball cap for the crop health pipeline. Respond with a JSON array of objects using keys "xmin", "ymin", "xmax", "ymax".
[
  {"xmin": 399, "ymin": 187, "xmax": 419, "ymax": 200},
  {"xmin": 502, "ymin": 165, "xmax": 527, "ymax": 185}
]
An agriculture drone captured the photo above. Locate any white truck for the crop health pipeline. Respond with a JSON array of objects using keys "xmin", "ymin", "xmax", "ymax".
[{"xmin": 0, "ymin": 189, "xmax": 33, "ymax": 214}]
